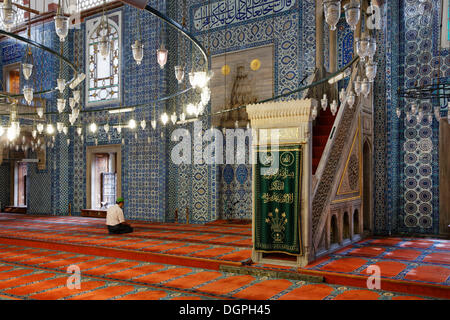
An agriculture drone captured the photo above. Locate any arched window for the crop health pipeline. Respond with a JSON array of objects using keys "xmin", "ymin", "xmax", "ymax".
[{"xmin": 85, "ymin": 11, "xmax": 121, "ymax": 105}]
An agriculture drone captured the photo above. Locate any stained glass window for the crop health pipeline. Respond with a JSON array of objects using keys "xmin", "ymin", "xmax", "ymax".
[{"xmin": 85, "ymin": 11, "xmax": 121, "ymax": 105}]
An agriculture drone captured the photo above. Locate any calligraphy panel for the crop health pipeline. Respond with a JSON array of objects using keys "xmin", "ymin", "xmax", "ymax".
[
  {"xmin": 254, "ymin": 144, "xmax": 302, "ymax": 255},
  {"xmin": 193, "ymin": 0, "xmax": 297, "ymax": 31}
]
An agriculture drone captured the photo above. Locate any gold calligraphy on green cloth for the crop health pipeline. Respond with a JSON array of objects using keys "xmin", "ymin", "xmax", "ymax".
[{"xmin": 254, "ymin": 145, "xmax": 302, "ymax": 255}]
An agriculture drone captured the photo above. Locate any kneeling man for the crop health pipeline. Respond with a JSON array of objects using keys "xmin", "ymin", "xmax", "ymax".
[{"xmin": 106, "ymin": 197, "xmax": 133, "ymax": 234}]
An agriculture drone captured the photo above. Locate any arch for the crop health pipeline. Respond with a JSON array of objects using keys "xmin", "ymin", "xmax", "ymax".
[
  {"xmin": 363, "ymin": 138, "xmax": 372, "ymax": 233},
  {"xmin": 330, "ymin": 214, "xmax": 339, "ymax": 245},
  {"xmin": 343, "ymin": 211, "xmax": 350, "ymax": 239},
  {"xmin": 354, "ymin": 209, "xmax": 360, "ymax": 235}
]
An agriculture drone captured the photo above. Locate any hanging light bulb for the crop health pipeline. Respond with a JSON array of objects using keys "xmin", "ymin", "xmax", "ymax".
[
  {"xmin": 6, "ymin": 126, "xmax": 16, "ymax": 141},
  {"xmin": 196, "ymin": 102, "xmax": 205, "ymax": 116},
  {"xmin": 63, "ymin": 126, "xmax": 68, "ymax": 135},
  {"xmin": 151, "ymin": 119, "xmax": 157, "ymax": 130},
  {"xmin": 67, "ymin": 138, "xmax": 70, "ymax": 146},
  {"xmin": 311, "ymin": 105, "xmax": 318, "ymax": 120},
  {"xmin": 46, "ymin": 124, "xmax": 55, "ymax": 135},
  {"xmin": 57, "ymin": 78, "xmax": 66, "ymax": 93},
  {"xmin": 31, "ymin": 129, "xmax": 37, "ymax": 139},
  {"xmin": 396, "ymin": 107, "xmax": 402, "ymax": 118},
  {"xmin": 76, "ymin": 127, "xmax": 82, "ymax": 136},
  {"xmin": 140, "ymin": 119, "xmax": 146, "ymax": 130},
  {"xmin": 186, "ymin": 103, "xmax": 197, "ymax": 115},
  {"xmin": 104, "ymin": 123, "xmax": 110, "ymax": 133},
  {"xmin": 321, "ymin": 94, "xmax": 328, "ymax": 111},
  {"xmin": 354, "ymin": 76, "xmax": 362, "ymax": 96},
  {"xmin": 365, "ymin": 61, "xmax": 378, "ymax": 82},
  {"xmin": 72, "ymin": 90, "xmax": 81, "ymax": 104},
  {"xmin": 117, "ymin": 125, "xmax": 122, "ymax": 134},
  {"xmin": 57, "ymin": 98, "xmax": 66, "ymax": 113},
  {"xmin": 174, "ymin": 65, "xmax": 185, "ymax": 83},
  {"xmin": 323, "ymin": 0, "xmax": 341, "ymax": 31},
  {"xmin": 195, "ymin": 71, "xmax": 208, "ymax": 89},
  {"xmin": 347, "ymin": 93, "xmax": 355, "ymax": 109},
  {"xmin": 128, "ymin": 119, "xmax": 137, "ymax": 129},
  {"xmin": 171, "ymin": 112, "xmax": 177, "ymax": 125},
  {"xmin": 132, "ymin": 40, "xmax": 144, "ymax": 65},
  {"xmin": 37, "ymin": 123, "xmax": 44, "ymax": 134},
  {"xmin": 72, "ymin": 107, "xmax": 80, "ymax": 121},
  {"xmin": 330, "ymin": 100, "xmax": 338, "ymax": 116},
  {"xmin": 339, "ymin": 88, "xmax": 347, "ymax": 104},
  {"xmin": 366, "ymin": 37, "xmax": 377, "ymax": 62},
  {"xmin": 68, "ymin": 114, "xmax": 75, "ymax": 126},
  {"xmin": 188, "ymin": 71, "xmax": 197, "ymax": 88},
  {"xmin": 161, "ymin": 112, "xmax": 169, "ymax": 125},
  {"xmin": 56, "ymin": 122, "xmax": 63, "ymax": 133},
  {"xmin": 69, "ymin": 98, "xmax": 76, "ymax": 109},
  {"xmin": 89, "ymin": 122, "xmax": 97, "ymax": 133},
  {"xmin": 156, "ymin": 43, "xmax": 168, "ymax": 69},
  {"xmin": 22, "ymin": 63, "xmax": 33, "ymax": 80},
  {"xmin": 54, "ymin": 8, "xmax": 69, "ymax": 42},
  {"xmin": 344, "ymin": 0, "xmax": 360, "ymax": 31},
  {"xmin": 0, "ymin": 0, "xmax": 17, "ymax": 31},
  {"xmin": 36, "ymin": 107, "xmax": 44, "ymax": 118},
  {"xmin": 99, "ymin": 35, "xmax": 111, "ymax": 60},
  {"xmin": 360, "ymin": 78, "xmax": 371, "ymax": 98},
  {"xmin": 23, "ymin": 86, "xmax": 34, "ymax": 105},
  {"xmin": 180, "ymin": 112, "xmax": 186, "ymax": 122}
]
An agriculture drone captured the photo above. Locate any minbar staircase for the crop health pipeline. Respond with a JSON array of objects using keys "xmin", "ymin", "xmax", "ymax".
[{"xmin": 312, "ymin": 107, "xmax": 337, "ymax": 174}]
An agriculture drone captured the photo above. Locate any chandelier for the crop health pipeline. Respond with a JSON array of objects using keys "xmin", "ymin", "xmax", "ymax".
[
  {"xmin": 397, "ymin": 77, "xmax": 450, "ymax": 124},
  {"xmin": 324, "ymin": 0, "xmax": 361, "ymax": 31}
]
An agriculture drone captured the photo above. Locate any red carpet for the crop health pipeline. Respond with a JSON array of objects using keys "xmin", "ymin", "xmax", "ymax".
[{"xmin": 0, "ymin": 213, "xmax": 447, "ymax": 300}]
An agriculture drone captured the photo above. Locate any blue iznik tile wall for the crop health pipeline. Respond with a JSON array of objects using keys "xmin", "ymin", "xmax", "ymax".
[
  {"xmin": 374, "ymin": 0, "xmax": 449, "ymax": 235},
  {"xmin": 0, "ymin": 1, "xmax": 446, "ymax": 231}
]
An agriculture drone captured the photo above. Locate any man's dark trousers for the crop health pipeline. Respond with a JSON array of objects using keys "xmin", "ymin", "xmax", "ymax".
[{"xmin": 108, "ymin": 224, "xmax": 133, "ymax": 234}]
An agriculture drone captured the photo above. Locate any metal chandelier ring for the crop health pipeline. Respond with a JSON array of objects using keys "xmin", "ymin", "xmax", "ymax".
[{"xmin": 0, "ymin": 2, "xmax": 209, "ymax": 110}]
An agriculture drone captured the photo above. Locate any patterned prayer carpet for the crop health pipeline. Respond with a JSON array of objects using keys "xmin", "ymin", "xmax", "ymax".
[
  {"xmin": 0, "ymin": 213, "xmax": 448, "ymax": 299},
  {"xmin": 0, "ymin": 243, "xmax": 437, "ymax": 300}
]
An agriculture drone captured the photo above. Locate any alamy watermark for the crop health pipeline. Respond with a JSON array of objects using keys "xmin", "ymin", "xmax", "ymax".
[{"xmin": 170, "ymin": 120, "xmax": 281, "ymax": 175}]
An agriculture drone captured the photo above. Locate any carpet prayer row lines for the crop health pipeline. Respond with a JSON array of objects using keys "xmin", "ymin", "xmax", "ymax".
[{"xmin": 0, "ymin": 244, "xmax": 436, "ymax": 300}]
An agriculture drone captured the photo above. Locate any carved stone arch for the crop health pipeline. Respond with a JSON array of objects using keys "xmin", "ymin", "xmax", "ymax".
[
  {"xmin": 330, "ymin": 213, "xmax": 339, "ymax": 246},
  {"xmin": 343, "ymin": 210, "xmax": 350, "ymax": 240},
  {"xmin": 353, "ymin": 208, "xmax": 360, "ymax": 235},
  {"xmin": 362, "ymin": 136, "xmax": 373, "ymax": 234}
]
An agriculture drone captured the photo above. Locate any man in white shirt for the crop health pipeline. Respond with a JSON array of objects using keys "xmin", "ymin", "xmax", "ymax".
[{"xmin": 106, "ymin": 197, "xmax": 133, "ymax": 234}]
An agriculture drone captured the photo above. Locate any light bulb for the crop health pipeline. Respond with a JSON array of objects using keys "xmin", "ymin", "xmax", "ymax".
[
  {"xmin": 57, "ymin": 78, "xmax": 66, "ymax": 93},
  {"xmin": 324, "ymin": 0, "xmax": 341, "ymax": 31},
  {"xmin": 72, "ymin": 90, "xmax": 80, "ymax": 104},
  {"xmin": 128, "ymin": 119, "xmax": 137, "ymax": 129},
  {"xmin": 54, "ymin": 14, "xmax": 69, "ymax": 42},
  {"xmin": 344, "ymin": 0, "xmax": 360, "ymax": 31},
  {"xmin": 131, "ymin": 40, "xmax": 144, "ymax": 65},
  {"xmin": 330, "ymin": 100, "xmax": 338, "ymax": 116},
  {"xmin": 46, "ymin": 124, "xmax": 55, "ymax": 135},
  {"xmin": 57, "ymin": 98, "xmax": 66, "ymax": 113},
  {"xmin": 151, "ymin": 119, "xmax": 157, "ymax": 130},
  {"xmin": 76, "ymin": 127, "xmax": 82, "ymax": 136},
  {"xmin": 174, "ymin": 65, "xmax": 184, "ymax": 83},
  {"xmin": 321, "ymin": 94, "xmax": 328, "ymax": 111},
  {"xmin": 23, "ymin": 86, "xmax": 34, "ymax": 105},
  {"xmin": 104, "ymin": 123, "xmax": 110, "ymax": 133},
  {"xmin": 37, "ymin": 107, "xmax": 44, "ymax": 118},
  {"xmin": 186, "ymin": 103, "xmax": 196, "ymax": 115},
  {"xmin": 171, "ymin": 112, "xmax": 177, "ymax": 125},
  {"xmin": 347, "ymin": 93, "xmax": 355, "ymax": 109},
  {"xmin": 140, "ymin": 119, "xmax": 146, "ymax": 130},
  {"xmin": 22, "ymin": 63, "xmax": 33, "ymax": 80},
  {"xmin": 1, "ymin": 0, "xmax": 17, "ymax": 30},
  {"xmin": 7, "ymin": 126, "xmax": 16, "ymax": 141},
  {"xmin": 37, "ymin": 123, "xmax": 44, "ymax": 134},
  {"xmin": 156, "ymin": 43, "xmax": 168, "ymax": 69},
  {"xmin": 89, "ymin": 122, "xmax": 97, "ymax": 133},
  {"xmin": 56, "ymin": 122, "xmax": 63, "ymax": 133},
  {"xmin": 99, "ymin": 35, "xmax": 111, "ymax": 60},
  {"xmin": 63, "ymin": 126, "xmax": 68, "ymax": 135},
  {"xmin": 161, "ymin": 112, "xmax": 169, "ymax": 125}
]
